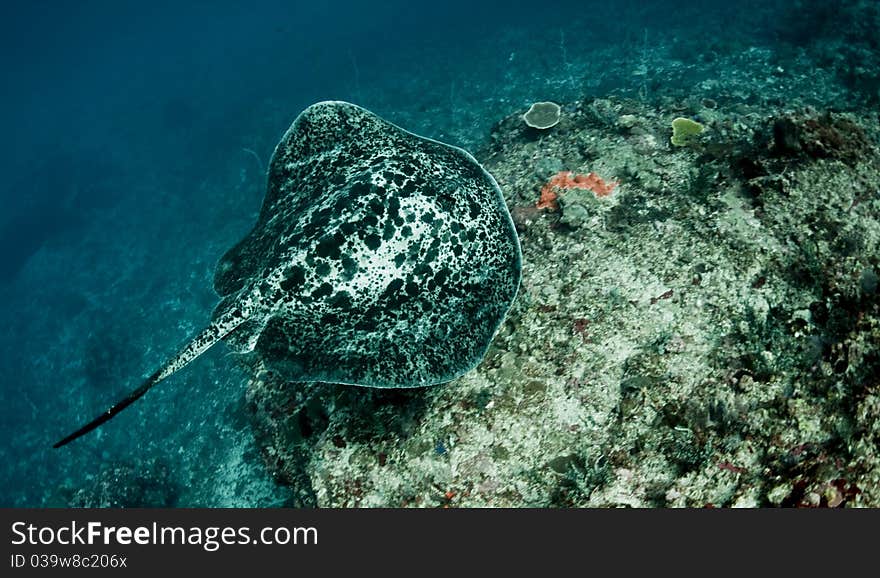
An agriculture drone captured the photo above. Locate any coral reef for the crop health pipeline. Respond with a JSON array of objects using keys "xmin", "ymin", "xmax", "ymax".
[
  {"xmin": 245, "ymin": 92, "xmax": 880, "ymax": 507},
  {"xmin": 7, "ymin": 0, "xmax": 879, "ymax": 509}
]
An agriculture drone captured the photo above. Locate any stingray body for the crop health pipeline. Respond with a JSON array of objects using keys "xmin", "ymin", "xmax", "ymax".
[{"xmin": 54, "ymin": 101, "xmax": 522, "ymax": 448}]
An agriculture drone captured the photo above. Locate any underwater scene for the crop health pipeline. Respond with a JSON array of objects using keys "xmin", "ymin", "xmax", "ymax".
[{"xmin": 1, "ymin": 0, "xmax": 879, "ymax": 508}]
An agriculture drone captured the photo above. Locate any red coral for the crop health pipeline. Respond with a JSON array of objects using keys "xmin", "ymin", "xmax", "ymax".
[{"xmin": 536, "ymin": 171, "xmax": 619, "ymax": 210}]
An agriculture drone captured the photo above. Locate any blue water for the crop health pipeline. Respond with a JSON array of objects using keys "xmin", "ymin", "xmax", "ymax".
[{"xmin": 0, "ymin": 0, "xmax": 869, "ymax": 506}]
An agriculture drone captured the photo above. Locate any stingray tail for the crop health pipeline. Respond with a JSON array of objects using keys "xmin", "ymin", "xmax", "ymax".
[{"xmin": 53, "ymin": 308, "xmax": 247, "ymax": 448}]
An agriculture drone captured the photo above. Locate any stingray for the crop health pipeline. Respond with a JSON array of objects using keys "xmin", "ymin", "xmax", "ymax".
[{"xmin": 54, "ymin": 101, "xmax": 522, "ymax": 448}]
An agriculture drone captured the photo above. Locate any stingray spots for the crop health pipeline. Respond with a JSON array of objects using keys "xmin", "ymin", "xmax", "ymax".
[
  {"xmin": 312, "ymin": 282, "xmax": 333, "ymax": 299},
  {"xmin": 340, "ymin": 255, "xmax": 358, "ymax": 280},
  {"xmin": 367, "ymin": 196, "xmax": 385, "ymax": 217},
  {"xmin": 364, "ymin": 234, "xmax": 383, "ymax": 251},
  {"xmin": 384, "ymin": 278, "xmax": 404, "ymax": 295},
  {"xmin": 315, "ymin": 262, "xmax": 331, "ymax": 277},
  {"xmin": 382, "ymin": 220, "xmax": 396, "ymax": 241},
  {"xmin": 280, "ymin": 265, "xmax": 307, "ymax": 292},
  {"xmin": 328, "ymin": 290, "xmax": 353, "ymax": 310},
  {"xmin": 315, "ymin": 235, "xmax": 343, "ymax": 260}
]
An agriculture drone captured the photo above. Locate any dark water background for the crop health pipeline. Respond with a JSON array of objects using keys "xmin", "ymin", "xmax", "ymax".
[{"xmin": 0, "ymin": 0, "xmax": 867, "ymax": 506}]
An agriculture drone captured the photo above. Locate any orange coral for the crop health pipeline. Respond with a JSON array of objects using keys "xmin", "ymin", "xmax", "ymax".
[{"xmin": 536, "ymin": 171, "xmax": 619, "ymax": 210}]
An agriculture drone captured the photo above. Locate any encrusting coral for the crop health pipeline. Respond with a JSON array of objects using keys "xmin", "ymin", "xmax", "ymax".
[{"xmin": 536, "ymin": 171, "xmax": 619, "ymax": 210}]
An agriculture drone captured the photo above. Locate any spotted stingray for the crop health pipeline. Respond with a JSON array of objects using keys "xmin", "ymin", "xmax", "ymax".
[{"xmin": 54, "ymin": 101, "xmax": 522, "ymax": 448}]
